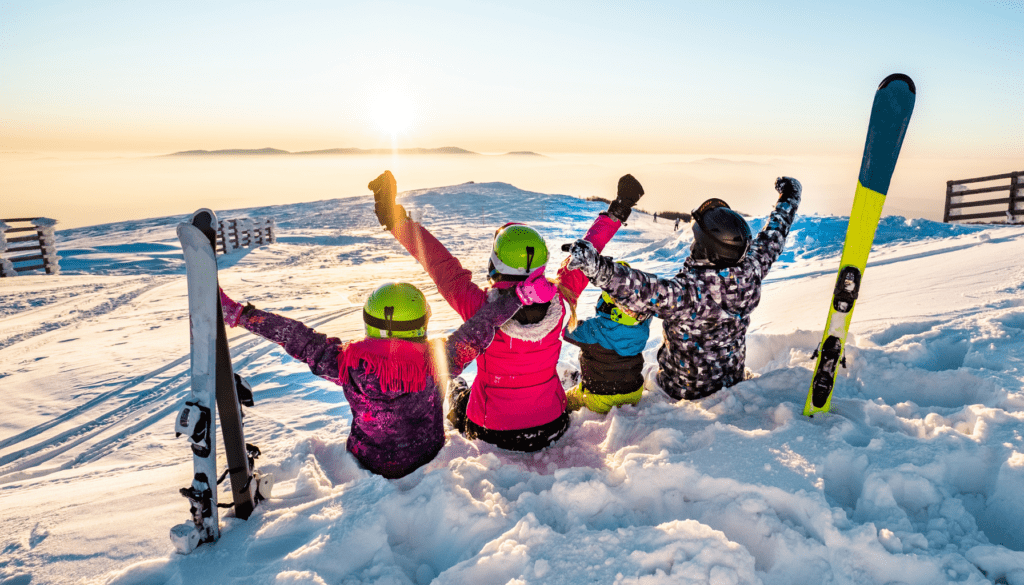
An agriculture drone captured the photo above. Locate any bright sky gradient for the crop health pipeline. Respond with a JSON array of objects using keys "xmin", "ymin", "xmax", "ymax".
[{"xmin": 2, "ymin": 0, "xmax": 1022, "ymax": 157}]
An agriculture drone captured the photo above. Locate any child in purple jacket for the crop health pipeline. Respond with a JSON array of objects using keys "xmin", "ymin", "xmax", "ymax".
[{"xmin": 219, "ymin": 273, "xmax": 555, "ymax": 479}]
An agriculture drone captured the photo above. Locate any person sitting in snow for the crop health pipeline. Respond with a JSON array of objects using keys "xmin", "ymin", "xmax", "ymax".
[
  {"xmin": 218, "ymin": 276, "xmax": 556, "ymax": 478},
  {"xmin": 563, "ymin": 261, "xmax": 653, "ymax": 414},
  {"xmin": 369, "ymin": 170, "xmax": 644, "ymax": 452},
  {"xmin": 562, "ymin": 177, "xmax": 801, "ymax": 400}
]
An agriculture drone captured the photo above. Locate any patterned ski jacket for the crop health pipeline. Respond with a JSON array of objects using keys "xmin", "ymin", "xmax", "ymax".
[
  {"xmin": 391, "ymin": 214, "xmax": 620, "ymax": 439},
  {"xmin": 589, "ymin": 194, "xmax": 800, "ymax": 400},
  {"xmin": 231, "ymin": 293, "xmax": 522, "ymax": 478}
]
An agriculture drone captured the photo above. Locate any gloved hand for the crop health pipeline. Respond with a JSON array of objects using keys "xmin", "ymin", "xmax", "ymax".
[
  {"xmin": 220, "ymin": 288, "xmax": 253, "ymax": 327},
  {"xmin": 563, "ymin": 239, "xmax": 600, "ymax": 277},
  {"xmin": 516, "ymin": 267, "xmax": 558, "ymax": 305},
  {"xmin": 368, "ymin": 170, "xmax": 407, "ymax": 230},
  {"xmin": 607, "ymin": 174, "xmax": 645, "ymax": 223},
  {"xmin": 775, "ymin": 176, "xmax": 802, "ymax": 205}
]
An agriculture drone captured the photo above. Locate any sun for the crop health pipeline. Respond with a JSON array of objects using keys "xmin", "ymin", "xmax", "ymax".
[{"xmin": 370, "ymin": 94, "xmax": 415, "ymax": 137}]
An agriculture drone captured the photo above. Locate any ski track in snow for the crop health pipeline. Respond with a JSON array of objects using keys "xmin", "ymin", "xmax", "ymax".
[
  {"xmin": 2, "ymin": 183, "xmax": 1024, "ymax": 585},
  {"xmin": 0, "ymin": 307, "xmax": 358, "ymax": 485},
  {"xmin": 0, "ymin": 277, "xmax": 169, "ymax": 353}
]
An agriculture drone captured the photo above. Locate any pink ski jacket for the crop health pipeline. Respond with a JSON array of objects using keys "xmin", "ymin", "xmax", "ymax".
[{"xmin": 392, "ymin": 214, "xmax": 620, "ymax": 431}]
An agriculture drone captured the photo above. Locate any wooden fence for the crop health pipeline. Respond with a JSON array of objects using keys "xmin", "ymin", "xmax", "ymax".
[
  {"xmin": 216, "ymin": 217, "xmax": 276, "ymax": 255},
  {"xmin": 0, "ymin": 217, "xmax": 60, "ymax": 277},
  {"xmin": 943, "ymin": 171, "xmax": 1023, "ymax": 224}
]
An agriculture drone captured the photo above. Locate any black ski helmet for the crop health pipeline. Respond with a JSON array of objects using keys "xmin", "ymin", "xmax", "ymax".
[{"xmin": 690, "ymin": 198, "xmax": 752, "ymax": 266}]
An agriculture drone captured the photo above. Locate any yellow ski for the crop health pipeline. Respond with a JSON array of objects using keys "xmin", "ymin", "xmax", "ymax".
[{"xmin": 804, "ymin": 74, "xmax": 916, "ymax": 417}]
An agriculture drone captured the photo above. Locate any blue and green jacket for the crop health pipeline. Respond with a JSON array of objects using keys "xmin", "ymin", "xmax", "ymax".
[{"xmin": 563, "ymin": 304, "xmax": 651, "ymax": 396}]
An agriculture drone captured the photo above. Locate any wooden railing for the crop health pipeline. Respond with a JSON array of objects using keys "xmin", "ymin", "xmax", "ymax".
[
  {"xmin": 216, "ymin": 217, "xmax": 276, "ymax": 255},
  {"xmin": 0, "ymin": 218, "xmax": 60, "ymax": 277},
  {"xmin": 944, "ymin": 171, "xmax": 1023, "ymax": 223}
]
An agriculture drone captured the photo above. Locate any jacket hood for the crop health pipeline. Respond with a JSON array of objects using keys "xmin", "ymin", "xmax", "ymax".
[
  {"xmin": 487, "ymin": 288, "xmax": 564, "ymax": 342},
  {"xmin": 565, "ymin": 315, "xmax": 651, "ymax": 357}
]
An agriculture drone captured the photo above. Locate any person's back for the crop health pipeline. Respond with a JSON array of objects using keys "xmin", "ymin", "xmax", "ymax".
[
  {"xmin": 469, "ymin": 291, "xmax": 567, "ymax": 429},
  {"xmin": 651, "ymin": 249, "xmax": 767, "ymax": 398},
  {"xmin": 337, "ymin": 337, "xmax": 444, "ymax": 477},
  {"xmin": 564, "ymin": 280, "xmax": 652, "ymax": 413}
]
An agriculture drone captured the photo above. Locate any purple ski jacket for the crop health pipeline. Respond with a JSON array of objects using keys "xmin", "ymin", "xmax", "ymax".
[{"xmin": 231, "ymin": 294, "xmax": 522, "ymax": 478}]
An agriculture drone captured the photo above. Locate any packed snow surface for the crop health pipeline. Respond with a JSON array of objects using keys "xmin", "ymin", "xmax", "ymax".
[{"xmin": 2, "ymin": 182, "xmax": 1024, "ymax": 585}]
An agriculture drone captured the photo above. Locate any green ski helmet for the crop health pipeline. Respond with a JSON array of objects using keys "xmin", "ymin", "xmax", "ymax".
[
  {"xmin": 488, "ymin": 223, "xmax": 549, "ymax": 283},
  {"xmin": 363, "ymin": 282, "xmax": 430, "ymax": 340}
]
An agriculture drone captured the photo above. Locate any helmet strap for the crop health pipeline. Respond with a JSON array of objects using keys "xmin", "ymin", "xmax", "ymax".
[{"xmin": 363, "ymin": 309, "xmax": 427, "ymax": 334}]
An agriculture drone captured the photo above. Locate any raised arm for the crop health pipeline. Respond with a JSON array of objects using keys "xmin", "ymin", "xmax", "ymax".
[
  {"xmin": 445, "ymin": 267, "xmax": 558, "ymax": 375},
  {"xmin": 557, "ymin": 214, "xmax": 621, "ymax": 297},
  {"xmin": 444, "ymin": 293, "xmax": 520, "ymax": 376},
  {"xmin": 392, "ymin": 220, "xmax": 486, "ymax": 320},
  {"xmin": 221, "ymin": 289, "xmax": 343, "ymax": 383},
  {"xmin": 557, "ymin": 174, "xmax": 645, "ymax": 296},
  {"xmin": 369, "ymin": 171, "xmax": 485, "ymax": 320},
  {"xmin": 573, "ymin": 249, "xmax": 695, "ymax": 320},
  {"xmin": 748, "ymin": 177, "xmax": 802, "ymax": 275}
]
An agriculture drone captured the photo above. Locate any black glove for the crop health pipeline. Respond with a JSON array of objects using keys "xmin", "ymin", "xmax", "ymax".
[
  {"xmin": 607, "ymin": 174, "xmax": 645, "ymax": 223},
  {"xmin": 775, "ymin": 176, "xmax": 802, "ymax": 205},
  {"xmin": 368, "ymin": 170, "xmax": 406, "ymax": 230}
]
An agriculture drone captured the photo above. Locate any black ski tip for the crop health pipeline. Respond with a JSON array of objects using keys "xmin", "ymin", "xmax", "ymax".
[
  {"xmin": 190, "ymin": 208, "xmax": 218, "ymax": 231},
  {"xmin": 190, "ymin": 208, "xmax": 219, "ymax": 251},
  {"xmin": 878, "ymin": 73, "xmax": 915, "ymax": 95}
]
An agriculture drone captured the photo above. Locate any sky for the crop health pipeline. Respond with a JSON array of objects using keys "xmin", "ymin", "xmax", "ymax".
[{"xmin": 1, "ymin": 0, "xmax": 1022, "ymax": 158}]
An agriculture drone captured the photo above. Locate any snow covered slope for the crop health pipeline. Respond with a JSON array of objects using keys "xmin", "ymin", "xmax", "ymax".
[{"xmin": 1, "ymin": 182, "xmax": 1023, "ymax": 585}]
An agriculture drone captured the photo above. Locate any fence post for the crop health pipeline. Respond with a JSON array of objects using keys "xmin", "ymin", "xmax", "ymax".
[
  {"xmin": 244, "ymin": 219, "xmax": 255, "ymax": 247},
  {"xmin": 267, "ymin": 218, "xmax": 276, "ymax": 243},
  {"xmin": 943, "ymin": 181, "xmax": 953, "ymax": 223},
  {"xmin": 1010, "ymin": 172, "xmax": 1022, "ymax": 224},
  {"xmin": 33, "ymin": 218, "xmax": 61, "ymax": 275},
  {"xmin": 239, "ymin": 218, "xmax": 251, "ymax": 247},
  {"xmin": 218, "ymin": 219, "xmax": 230, "ymax": 255},
  {"xmin": 0, "ymin": 220, "xmax": 16, "ymax": 277},
  {"xmin": 229, "ymin": 219, "xmax": 239, "ymax": 250}
]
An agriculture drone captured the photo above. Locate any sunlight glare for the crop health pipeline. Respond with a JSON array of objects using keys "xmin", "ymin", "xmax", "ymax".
[{"xmin": 371, "ymin": 94, "xmax": 415, "ymax": 137}]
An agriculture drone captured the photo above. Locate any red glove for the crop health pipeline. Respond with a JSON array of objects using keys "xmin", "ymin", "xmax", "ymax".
[
  {"xmin": 516, "ymin": 267, "xmax": 558, "ymax": 305},
  {"xmin": 220, "ymin": 288, "xmax": 245, "ymax": 327}
]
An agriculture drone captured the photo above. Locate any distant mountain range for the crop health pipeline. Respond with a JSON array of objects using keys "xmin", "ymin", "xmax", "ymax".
[{"xmin": 167, "ymin": 147, "xmax": 543, "ymax": 157}]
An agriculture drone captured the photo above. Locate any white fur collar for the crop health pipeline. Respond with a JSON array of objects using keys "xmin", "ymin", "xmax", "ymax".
[{"xmin": 487, "ymin": 288, "xmax": 564, "ymax": 342}]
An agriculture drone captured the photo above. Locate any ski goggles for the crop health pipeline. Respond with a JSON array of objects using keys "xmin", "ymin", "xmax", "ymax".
[{"xmin": 596, "ymin": 292, "xmax": 648, "ymax": 326}]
